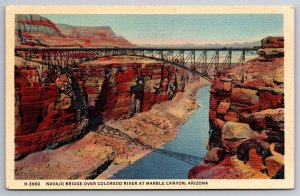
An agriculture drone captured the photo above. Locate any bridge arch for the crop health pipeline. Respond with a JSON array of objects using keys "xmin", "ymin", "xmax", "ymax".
[
  {"xmin": 78, "ymin": 54, "xmax": 212, "ymax": 81},
  {"xmin": 15, "ymin": 47, "xmax": 257, "ymax": 82}
]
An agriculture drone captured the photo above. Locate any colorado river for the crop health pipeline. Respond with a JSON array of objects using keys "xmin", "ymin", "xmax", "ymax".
[{"xmin": 111, "ymin": 85, "xmax": 211, "ymax": 179}]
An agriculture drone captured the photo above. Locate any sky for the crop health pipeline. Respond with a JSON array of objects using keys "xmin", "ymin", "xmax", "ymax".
[{"xmin": 42, "ymin": 14, "xmax": 283, "ymax": 46}]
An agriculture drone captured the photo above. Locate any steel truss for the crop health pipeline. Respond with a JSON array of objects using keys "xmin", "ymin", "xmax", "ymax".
[{"xmin": 15, "ymin": 47, "xmax": 256, "ymax": 82}]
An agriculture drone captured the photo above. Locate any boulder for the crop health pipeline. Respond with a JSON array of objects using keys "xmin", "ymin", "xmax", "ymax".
[
  {"xmin": 224, "ymin": 111, "xmax": 239, "ymax": 122},
  {"xmin": 217, "ymin": 102, "xmax": 230, "ymax": 114},
  {"xmin": 231, "ymin": 87, "xmax": 259, "ymax": 105},
  {"xmin": 246, "ymin": 108, "xmax": 284, "ymax": 130},
  {"xmin": 211, "ymin": 80, "xmax": 232, "ymax": 93},
  {"xmin": 237, "ymin": 79, "xmax": 273, "ymax": 90},
  {"xmin": 227, "ymin": 71, "xmax": 244, "ymax": 82},
  {"xmin": 222, "ymin": 122, "xmax": 254, "ymax": 153},
  {"xmin": 204, "ymin": 147, "xmax": 225, "ymax": 164}
]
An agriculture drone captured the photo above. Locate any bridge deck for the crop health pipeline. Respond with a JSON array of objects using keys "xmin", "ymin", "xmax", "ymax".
[
  {"xmin": 15, "ymin": 47, "xmax": 257, "ymax": 51},
  {"xmin": 15, "ymin": 47, "xmax": 257, "ymax": 82}
]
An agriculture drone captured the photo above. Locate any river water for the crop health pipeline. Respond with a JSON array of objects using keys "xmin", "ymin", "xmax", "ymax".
[{"xmin": 111, "ymin": 84, "xmax": 211, "ymax": 179}]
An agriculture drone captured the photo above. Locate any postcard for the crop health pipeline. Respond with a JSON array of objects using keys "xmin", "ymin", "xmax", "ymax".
[{"xmin": 6, "ymin": 5, "xmax": 294, "ymax": 189}]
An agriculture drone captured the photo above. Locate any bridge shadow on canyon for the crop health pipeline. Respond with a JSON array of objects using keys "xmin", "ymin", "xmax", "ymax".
[{"xmin": 94, "ymin": 124, "xmax": 203, "ymax": 166}]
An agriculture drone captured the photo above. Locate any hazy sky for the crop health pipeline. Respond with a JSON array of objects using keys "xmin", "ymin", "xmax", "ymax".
[{"xmin": 42, "ymin": 14, "xmax": 283, "ymax": 45}]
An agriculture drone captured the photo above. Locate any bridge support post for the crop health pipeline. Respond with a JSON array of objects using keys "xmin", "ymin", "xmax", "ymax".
[
  {"xmin": 229, "ymin": 50, "xmax": 232, "ymax": 68},
  {"xmin": 203, "ymin": 51, "xmax": 207, "ymax": 74},
  {"xmin": 191, "ymin": 50, "xmax": 195, "ymax": 70},
  {"xmin": 238, "ymin": 50, "xmax": 246, "ymax": 65},
  {"xmin": 212, "ymin": 51, "xmax": 220, "ymax": 78}
]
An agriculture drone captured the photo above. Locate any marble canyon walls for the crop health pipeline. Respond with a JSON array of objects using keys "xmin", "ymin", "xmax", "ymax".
[
  {"xmin": 189, "ymin": 57, "xmax": 285, "ymax": 179},
  {"xmin": 14, "ymin": 56, "xmax": 188, "ymax": 159}
]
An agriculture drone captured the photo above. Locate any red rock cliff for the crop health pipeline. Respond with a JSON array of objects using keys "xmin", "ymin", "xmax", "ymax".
[
  {"xmin": 77, "ymin": 57, "xmax": 187, "ymax": 122},
  {"xmin": 189, "ymin": 57, "xmax": 284, "ymax": 179},
  {"xmin": 15, "ymin": 56, "xmax": 187, "ymax": 159},
  {"xmin": 14, "ymin": 59, "xmax": 89, "ymax": 160}
]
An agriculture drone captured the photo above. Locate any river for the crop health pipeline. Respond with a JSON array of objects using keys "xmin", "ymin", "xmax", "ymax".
[{"xmin": 111, "ymin": 85, "xmax": 211, "ymax": 179}]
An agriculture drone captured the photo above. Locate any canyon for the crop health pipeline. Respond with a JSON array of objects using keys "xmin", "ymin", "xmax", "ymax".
[
  {"xmin": 15, "ymin": 14, "xmax": 205, "ymax": 179},
  {"xmin": 15, "ymin": 55, "xmax": 189, "ymax": 159},
  {"xmin": 15, "ymin": 53, "xmax": 208, "ymax": 179},
  {"xmin": 14, "ymin": 14, "xmax": 285, "ymax": 180}
]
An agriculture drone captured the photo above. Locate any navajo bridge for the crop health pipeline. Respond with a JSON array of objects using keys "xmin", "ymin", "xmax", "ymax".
[{"xmin": 15, "ymin": 47, "xmax": 257, "ymax": 82}]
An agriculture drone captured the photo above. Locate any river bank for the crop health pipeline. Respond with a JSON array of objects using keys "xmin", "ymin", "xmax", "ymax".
[
  {"xmin": 15, "ymin": 77, "xmax": 210, "ymax": 179},
  {"xmin": 110, "ymin": 84, "xmax": 211, "ymax": 179},
  {"xmin": 97, "ymin": 78, "xmax": 211, "ymax": 179}
]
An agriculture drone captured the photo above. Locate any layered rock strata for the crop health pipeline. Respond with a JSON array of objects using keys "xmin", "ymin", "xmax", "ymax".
[
  {"xmin": 15, "ymin": 56, "xmax": 188, "ymax": 159},
  {"xmin": 15, "ymin": 76, "xmax": 209, "ymax": 179},
  {"xmin": 189, "ymin": 57, "xmax": 284, "ymax": 179}
]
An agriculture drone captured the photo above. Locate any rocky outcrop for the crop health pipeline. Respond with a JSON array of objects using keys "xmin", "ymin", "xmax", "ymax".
[
  {"xmin": 190, "ymin": 56, "xmax": 285, "ymax": 179},
  {"xmin": 221, "ymin": 122, "xmax": 253, "ymax": 153},
  {"xmin": 16, "ymin": 14, "xmax": 61, "ymax": 36},
  {"xmin": 15, "ymin": 14, "xmax": 134, "ymax": 48},
  {"xmin": 189, "ymin": 155, "xmax": 269, "ymax": 179},
  {"xmin": 15, "ymin": 56, "xmax": 188, "ymax": 159}
]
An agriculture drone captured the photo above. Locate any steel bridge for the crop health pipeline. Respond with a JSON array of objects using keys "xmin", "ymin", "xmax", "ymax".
[
  {"xmin": 95, "ymin": 124, "xmax": 203, "ymax": 166},
  {"xmin": 15, "ymin": 47, "xmax": 257, "ymax": 82}
]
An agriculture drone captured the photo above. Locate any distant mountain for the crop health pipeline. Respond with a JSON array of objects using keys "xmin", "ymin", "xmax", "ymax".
[
  {"xmin": 57, "ymin": 24, "xmax": 134, "ymax": 47},
  {"xmin": 139, "ymin": 41, "xmax": 261, "ymax": 49},
  {"xmin": 15, "ymin": 14, "xmax": 134, "ymax": 48},
  {"xmin": 201, "ymin": 41, "xmax": 261, "ymax": 48}
]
